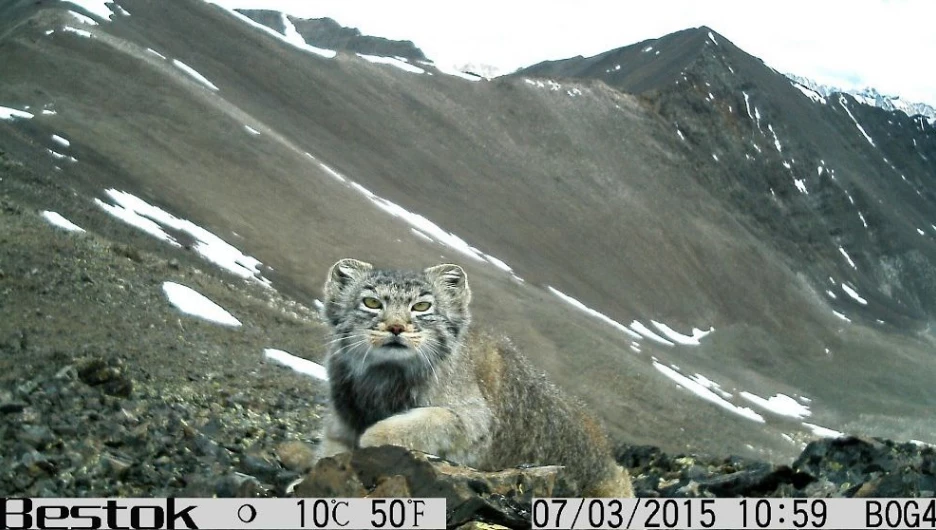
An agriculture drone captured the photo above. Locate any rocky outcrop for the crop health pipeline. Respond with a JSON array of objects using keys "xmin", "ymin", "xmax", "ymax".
[
  {"xmin": 295, "ymin": 446, "xmax": 574, "ymax": 529},
  {"xmin": 287, "ymin": 438, "xmax": 935, "ymax": 528},
  {"xmin": 236, "ymin": 10, "xmax": 427, "ymax": 62},
  {"xmin": 618, "ymin": 437, "xmax": 935, "ymax": 498}
]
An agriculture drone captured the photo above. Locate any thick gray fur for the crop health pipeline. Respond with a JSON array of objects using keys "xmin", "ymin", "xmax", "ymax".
[{"xmin": 317, "ymin": 258, "xmax": 633, "ymax": 496}]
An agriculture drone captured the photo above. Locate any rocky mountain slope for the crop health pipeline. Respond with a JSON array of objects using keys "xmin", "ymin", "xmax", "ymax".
[
  {"xmin": 2, "ymin": 160, "xmax": 933, "ymax": 504},
  {"xmin": 1, "ymin": 0, "xmax": 935, "ymax": 500}
]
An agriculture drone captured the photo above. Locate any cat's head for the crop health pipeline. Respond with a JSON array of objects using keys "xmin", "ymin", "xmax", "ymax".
[{"xmin": 322, "ymin": 258, "xmax": 471, "ymax": 369}]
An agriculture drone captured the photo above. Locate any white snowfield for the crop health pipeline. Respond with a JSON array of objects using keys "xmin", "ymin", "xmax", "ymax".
[
  {"xmin": 841, "ymin": 283, "xmax": 868, "ymax": 305},
  {"xmin": 314, "ymin": 161, "xmax": 518, "ymax": 277},
  {"xmin": 630, "ymin": 321, "xmax": 674, "ymax": 346},
  {"xmin": 95, "ymin": 189, "xmax": 271, "ymax": 286},
  {"xmin": 0, "ymin": 106, "xmax": 35, "ymax": 120},
  {"xmin": 62, "ymin": 26, "xmax": 92, "ymax": 38},
  {"xmin": 740, "ymin": 391, "xmax": 811, "ymax": 419},
  {"xmin": 838, "ymin": 96, "xmax": 876, "ymax": 147},
  {"xmin": 802, "ymin": 422, "xmax": 845, "ymax": 438},
  {"xmin": 68, "ymin": 10, "xmax": 98, "ymax": 26},
  {"xmin": 41, "ymin": 211, "xmax": 85, "ymax": 232},
  {"xmin": 162, "ymin": 281, "xmax": 241, "ymax": 327},
  {"xmin": 548, "ymin": 286, "xmax": 642, "ymax": 340},
  {"xmin": 792, "ymin": 82, "xmax": 826, "ymax": 104},
  {"xmin": 65, "ymin": 0, "xmax": 116, "ymax": 20},
  {"xmin": 357, "ymin": 54, "xmax": 425, "ymax": 74},
  {"xmin": 264, "ymin": 348, "xmax": 328, "ymax": 381},
  {"xmin": 653, "ymin": 362, "xmax": 765, "ymax": 423},
  {"xmin": 651, "ymin": 321, "xmax": 713, "ymax": 346},
  {"xmin": 172, "ymin": 60, "xmax": 219, "ymax": 91}
]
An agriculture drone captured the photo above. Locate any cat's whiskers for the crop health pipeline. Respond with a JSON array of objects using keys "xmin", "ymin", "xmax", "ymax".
[
  {"xmin": 330, "ymin": 335, "xmax": 369, "ymax": 358},
  {"xmin": 417, "ymin": 337, "xmax": 443, "ymax": 382}
]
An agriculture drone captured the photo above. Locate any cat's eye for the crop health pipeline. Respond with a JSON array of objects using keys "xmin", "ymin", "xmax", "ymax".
[
  {"xmin": 362, "ymin": 297, "xmax": 382, "ymax": 309},
  {"xmin": 411, "ymin": 301, "xmax": 432, "ymax": 312}
]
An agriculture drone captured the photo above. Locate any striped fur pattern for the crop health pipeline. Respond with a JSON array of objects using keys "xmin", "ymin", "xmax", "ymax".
[{"xmin": 318, "ymin": 258, "xmax": 633, "ymax": 497}]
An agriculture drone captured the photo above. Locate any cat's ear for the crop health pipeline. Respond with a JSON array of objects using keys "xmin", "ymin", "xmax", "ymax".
[
  {"xmin": 424, "ymin": 263, "xmax": 471, "ymax": 305},
  {"xmin": 325, "ymin": 258, "xmax": 372, "ymax": 299}
]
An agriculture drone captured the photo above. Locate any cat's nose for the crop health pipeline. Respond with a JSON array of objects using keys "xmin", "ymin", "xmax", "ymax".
[{"xmin": 387, "ymin": 324, "xmax": 405, "ymax": 335}]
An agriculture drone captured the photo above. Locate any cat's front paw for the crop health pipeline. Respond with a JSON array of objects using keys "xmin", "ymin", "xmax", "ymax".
[
  {"xmin": 358, "ymin": 407, "xmax": 458, "ymax": 454},
  {"xmin": 358, "ymin": 422, "xmax": 405, "ymax": 449}
]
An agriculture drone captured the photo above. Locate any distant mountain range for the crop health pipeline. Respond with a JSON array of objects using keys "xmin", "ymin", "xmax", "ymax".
[{"xmin": 786, "ymin": 74, "xmax": 936, "ymax": 123}]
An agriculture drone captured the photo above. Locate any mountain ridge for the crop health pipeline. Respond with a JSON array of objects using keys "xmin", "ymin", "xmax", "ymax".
[{"xmin": 787, "ymin": 73, "xmax": 936, "ymax": 123}]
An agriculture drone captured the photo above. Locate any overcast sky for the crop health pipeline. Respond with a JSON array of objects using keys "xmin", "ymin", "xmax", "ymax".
[{"xmin": 212, "ymin": 1, "xmax": 936, "ymax": 106}]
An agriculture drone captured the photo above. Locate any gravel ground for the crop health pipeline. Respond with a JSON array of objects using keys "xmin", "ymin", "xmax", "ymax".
[{"xmin": 0, "ymin": 153, "xmax": 331, "ymax": 497}]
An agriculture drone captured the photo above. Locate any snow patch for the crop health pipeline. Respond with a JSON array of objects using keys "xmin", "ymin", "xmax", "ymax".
[
  {"xmin": 146, "ymin": 48, "xmax": 166, "ymax": 60},
  {"xmin": 65, "ymin": 0, "xmax": 114, "ymax": 20},
  {"xmin": 792, "ymin": 82, "xmax": 826, "ymax": 104},
  {"xmin": 832, "ymin": 310, "xmax": 851, "ymax": 323},
  {"xmin": 62, "ymin": 26, "xmax": 92, "ymax": 38},
  {"xmin": 841, "ymin": 283, "xmax": 868, "ymax": 305},
  {"xmin": 316, "ymin": 162, "xmax": 516, "ymax": 276},
  {"xmin": 838, "ymin": 96, "xmax": 876, "ymax": 146},
  {"xmin": 690, "ymin": 374, "xmax": 733, "ymax": 399},
  {"xmin": 47, "ymin": 149, "xmax": 76, "ymax": 162},
  {"xmin": 162, "ymin": 282, "xmax": 241, "ymax": 327},
  {"xmin": 244, "ymin": 125, "xmax": 260, "ymax": 135},
  {"xmin": 172, "ymin": 60, "xmax": 219, "ymax": 91},
  {"xmin": 767, "ymin": 124, "xmax": 783, "ymax": 152},
  {"xmin": 357, "ymin": 54, "xmax": 425, "ymax": 74},
  {"xmin": 838, "ymin": 247, "xmax": 857, "ymax": 270},
  {"xmin": 41, "ymin": 211, "xmax": 84, "ymax": 232},
  {"xmin": 264, "ymin": 348, "xmax": 328, "ymax": 381},
  {"xmin": 68, "ymin": 10, "xmax": 98, "ymax": 25},
  {"xmin": 653, "ymin": 363, "xmax": 765, "ymax": 423},
  {"xmin": 629, "ymin": 321, "xmax": 674, "ymax": 346},
  {"xmin": 794, "ymin": 179, "xmax": 808, "ymax": 194},
  {"xmin": 917, "ymin": 228, "xmax": 926, "ymax": 236},
  {"xmin": 95, "ymin": 189, "xmax": 270, "ymax": 286},
  {"xmin": 0, "ymin": 106, "xmax": 34, "ymax": 120},
  {"xmin": 742, "ymin": 92, "xmax": 754, "ymax": 120},
  {"xmin": 650, "ymin": 321, "xmax": 713, "ymax": 346},
  {"xmin": 51, "ymin": 134, "xmax": 70, "ymax": 147},
  {"xmin": 279, "ymin": 13, "xmax": 335, "ymax": 58},
  {"xmin": 317, "ymin": 162, "xmax": 347, "ymax": 183},
  {"xmin": 411, "ymin": 228, "xmax": 434, "ymax": 243},
  {"xmin": 547, "ymin": 287, "xmax": 642, "ymax": 340},
  {"xmin": 802, "ymin": 422, "xmax": 844, "ymax": 438},
  {"xmin": 740, "ymin": 392, "xmax": 811, "ymax": 419},
  {"xmin": 207, "ymin": 4, "xmax": 337, "ymax": 59}
]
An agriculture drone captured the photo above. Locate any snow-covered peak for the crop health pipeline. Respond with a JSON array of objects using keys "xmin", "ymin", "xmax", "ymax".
[{"xmin": 786, "ymin": 73, "xmax": 936, "ymax": 121}]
